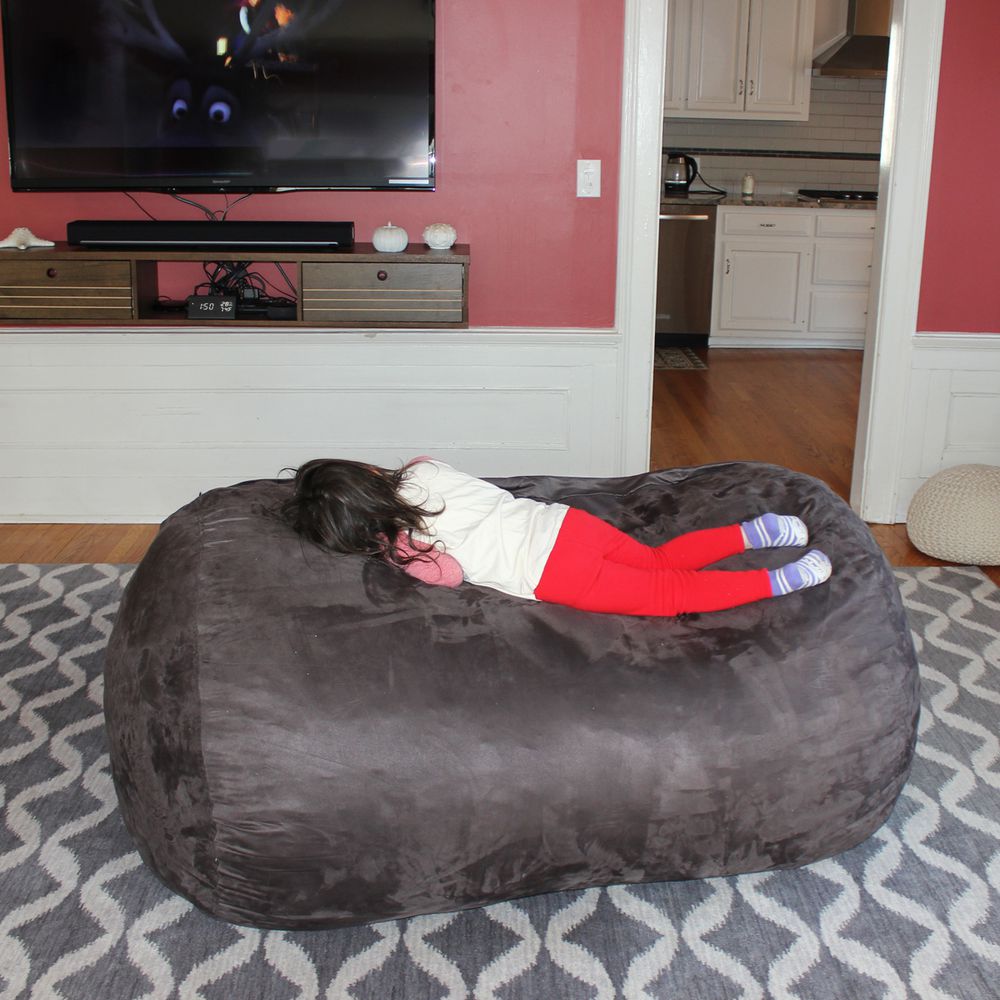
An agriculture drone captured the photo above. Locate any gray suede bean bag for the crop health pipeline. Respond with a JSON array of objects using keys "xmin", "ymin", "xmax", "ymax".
[{"xmin": 104, "ymin": 462, "xmax": 919, "ymax": 929}]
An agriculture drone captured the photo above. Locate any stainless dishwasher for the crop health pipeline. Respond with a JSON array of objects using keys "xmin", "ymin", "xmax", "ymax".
[{"xmin": 655, "ymin": 203, "xmax": 717, "ymax": 342}]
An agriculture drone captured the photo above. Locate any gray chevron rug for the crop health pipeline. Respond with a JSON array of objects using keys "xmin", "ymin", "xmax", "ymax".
[{"xmin": 1, "ymin": 564, "xmax": 998, "ymax": 1000}]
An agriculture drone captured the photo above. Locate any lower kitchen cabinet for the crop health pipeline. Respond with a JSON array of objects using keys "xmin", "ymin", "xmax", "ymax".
[
  {"xmin": 717, "ymin": 240, "xmax": 811, "ymax": 332},
  {"xmin": 711, "ymin": 206, "xmax": 875, "ymax": 347},
  {"xmin": 808, "ymin": 238, "xmax": 875, "ymax": 336}
]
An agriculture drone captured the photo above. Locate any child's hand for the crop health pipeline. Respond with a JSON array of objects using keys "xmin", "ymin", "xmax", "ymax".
[{"xmin": 394, "ymin": 536, "xmax": 463, "ymax": 588}]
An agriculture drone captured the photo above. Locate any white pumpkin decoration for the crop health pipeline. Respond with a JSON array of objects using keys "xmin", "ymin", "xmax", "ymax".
[
  {"xmin": 372, "ymin": 222, "xmax": 408, "ymax": 252},
  {"xmin": 423, "ymin": 222, "xmax": 457, "ymax": 250}
]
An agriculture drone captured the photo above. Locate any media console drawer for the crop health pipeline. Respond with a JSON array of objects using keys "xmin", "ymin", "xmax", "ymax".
[
  {"xmin": 0, "ymin": 244, "xmax": 469, "ymax": 328},
  {"xmin": 301, "ymin": 260, "xmax": 466, "ymax": 326},
  {"xmin": 0, "ymin": 259, "xmax": 133, "ymax": 320}
]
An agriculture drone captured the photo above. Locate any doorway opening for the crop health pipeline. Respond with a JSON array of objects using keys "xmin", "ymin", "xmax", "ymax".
[
  {"xmin": 653, "ymin": 4, "xmax": 886, "ymax": 496},
  {"xmin": 617, "ymin": 0, "xmax": 947, "ymax": 523}
]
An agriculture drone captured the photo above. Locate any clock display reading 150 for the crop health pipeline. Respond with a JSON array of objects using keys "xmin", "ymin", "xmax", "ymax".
[{"xmin": 186, "ymin": 295, "xmax": 237, "ymax": 320}]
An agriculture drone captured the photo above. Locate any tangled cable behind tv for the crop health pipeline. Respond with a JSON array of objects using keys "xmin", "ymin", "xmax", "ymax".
[{"xmin": 194, "ymin": 260, "xmax": 298, "ymax": 317}]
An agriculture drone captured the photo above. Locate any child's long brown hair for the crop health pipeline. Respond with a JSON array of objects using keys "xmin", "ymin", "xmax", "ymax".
[{"xmin": 279, "ymin": 458, "xmax": 441, "ymax": 565}]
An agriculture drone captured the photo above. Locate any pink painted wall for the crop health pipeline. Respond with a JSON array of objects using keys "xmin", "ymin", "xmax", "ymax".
[
  {"xmin": 0, "ymin": 2, "xmax": 624, "ymax": 328},
  {"xmin": 918, "ymin": 0, "xmax": 1000, "ymax": 333}
]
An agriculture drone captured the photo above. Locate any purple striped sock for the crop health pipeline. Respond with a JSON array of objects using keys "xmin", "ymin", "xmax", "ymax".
[
  {"xmin": 741, "ymin": 513, "xmax": 808, "ymax": 550},
  {"xmin": 769, "ymin": 550, "xmax": 832, "ymax": 596}
]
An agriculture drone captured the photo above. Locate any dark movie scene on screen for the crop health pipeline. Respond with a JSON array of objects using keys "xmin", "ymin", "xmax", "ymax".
[{"xmin": 0, "ymin": 0, "xmax": 435, "ymax": 191}]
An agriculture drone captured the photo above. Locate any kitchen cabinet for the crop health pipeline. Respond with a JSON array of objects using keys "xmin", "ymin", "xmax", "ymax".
[
  {"xmin": 718, "ymin": 239, "xmax": 812, "ymax": 332},
  {"xmin": 662, "ymin": 0, "xmax": 691, "ymax": 112},
  {"xmin": 711, "ymin": 206, "xmax": 875, "ymax": 346},
  {"xmin": 665, "ymin": 0, "xmax": 816, "ymax": 121}
]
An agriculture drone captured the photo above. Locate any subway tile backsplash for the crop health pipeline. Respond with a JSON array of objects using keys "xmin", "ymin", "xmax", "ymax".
[{"xmin": 663, "ymin": 77, "xmax": 885, "ymax": 196}]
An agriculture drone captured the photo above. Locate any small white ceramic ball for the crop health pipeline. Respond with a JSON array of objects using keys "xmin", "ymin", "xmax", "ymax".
[
  {"xmin": 372, "ymin": 222, "xmax": 409, "ymax": 253},
  {"xmin": 423, "ymin": 222, "xmax": 457, "ymax": 250}
]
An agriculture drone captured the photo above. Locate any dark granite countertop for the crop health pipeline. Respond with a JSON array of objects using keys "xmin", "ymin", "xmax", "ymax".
[{"xmin": 661, "ymin": 193, "xmax": 877, "ymax": 210}]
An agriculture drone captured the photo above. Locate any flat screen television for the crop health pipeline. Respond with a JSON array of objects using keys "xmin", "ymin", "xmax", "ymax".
[{"xmin": 0, "ymin": 0, "xmax": 435, "ymax": 193}]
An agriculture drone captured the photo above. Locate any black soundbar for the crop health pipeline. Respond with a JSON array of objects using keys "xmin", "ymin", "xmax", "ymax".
[{"xmin": 66, "ymin": 219, "xmax": 355, "ymax": 250}]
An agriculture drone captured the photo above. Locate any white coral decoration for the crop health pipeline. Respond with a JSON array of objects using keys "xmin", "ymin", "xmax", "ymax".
[
  {"xmin": 423, "ymin": 222, "xmax": 457, "ymax": 249},
  {"xmin": 0, "ymin": 227, "xmax": 55, "ymax": 250}
]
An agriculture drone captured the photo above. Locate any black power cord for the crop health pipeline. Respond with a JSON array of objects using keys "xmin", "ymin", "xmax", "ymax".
[
  {"xmin": 123, "ymin": 194, "xmax": 300, "ymax": 319},
  {"xmin": 194, "ymin": 261, "xmax": 297, "ymax": 315},
  {"xmin": 689, "ymin": 168, "xmax": 727, "ymax": 196}
]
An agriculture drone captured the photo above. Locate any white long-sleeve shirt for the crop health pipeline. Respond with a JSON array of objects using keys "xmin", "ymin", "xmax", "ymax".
[{"xmin": 397, "ymin": 459, "xmax": 569, "ymax": 599}]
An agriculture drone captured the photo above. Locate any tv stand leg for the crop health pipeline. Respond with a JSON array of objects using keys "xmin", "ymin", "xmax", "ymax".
[{"xmin": 133, "ymin": 260, "xmax": 159, "ymax": 321}]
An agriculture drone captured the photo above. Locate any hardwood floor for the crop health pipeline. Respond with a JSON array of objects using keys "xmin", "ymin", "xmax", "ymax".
[
  {"xmin": 0, "ymin": 348, "xmax": 996, "ymax": 586},
  {"xmin": 0, "ymin": 523, "xmax": 158, "ymax": 564},
  {"xmin": 651, "ymin": 347, "xmax": 1000, "ymax": 587},
  {"xmin": 651, "ymin": 348, "xmax": 860, "ymax": 501}
]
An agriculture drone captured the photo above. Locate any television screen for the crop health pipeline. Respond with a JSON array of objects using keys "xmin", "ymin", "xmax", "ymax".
[{"xmin": 0, "ymin": 0, "xmax": 435, "ymax": 192}]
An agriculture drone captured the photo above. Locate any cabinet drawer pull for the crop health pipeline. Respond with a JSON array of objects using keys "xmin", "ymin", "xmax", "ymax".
[
  {"xmin": 738, "ymin": 79, "xmax": 745, "ymax": 96},
  {"xmin": 46, "ymin": 268, "xmax": 58, "ymax": 278},
  {"xmin": 748, "ymin": 79, "xmax": 755, "ymax": 96},
  {"xmin": 376, "ymin": 270, "xmax": 388, "ymax": 281},
  {"xmin": 659, "ymin": 214, "xmax": 711, "ymax": 221},
  {"xmin": 759, "ymin": 223, "xmax": 776, "ymax": 228},
  {"xmin": 725, "ymin": 258, "xmax": 731, "ymax": 275}
]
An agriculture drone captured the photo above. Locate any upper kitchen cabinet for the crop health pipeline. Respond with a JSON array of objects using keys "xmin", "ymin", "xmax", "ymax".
[{"xmin": 665, "ymin": 0, "xmax": 816, "ymax": 121}]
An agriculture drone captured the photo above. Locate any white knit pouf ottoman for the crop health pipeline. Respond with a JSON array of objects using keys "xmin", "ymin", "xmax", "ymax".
[{"xmin": 907, "ymin": 464, "xmax": 1000, "ymax": 564}]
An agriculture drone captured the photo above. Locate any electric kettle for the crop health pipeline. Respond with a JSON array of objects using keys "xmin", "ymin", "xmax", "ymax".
[{"xmin": 663, "ymin": 153, "xmax": 698, "ymax": 195}]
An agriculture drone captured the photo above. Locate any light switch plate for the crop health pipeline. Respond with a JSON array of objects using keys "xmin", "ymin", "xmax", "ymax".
[{"xmin": 577, "ymin": 159, "xmax": 601, "ymax": 198}]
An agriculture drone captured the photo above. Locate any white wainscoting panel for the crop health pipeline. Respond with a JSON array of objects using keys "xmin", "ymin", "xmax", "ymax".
[
  {"xmin": 897, "ymin": 333, "xmax": 1000, "ymax": 520},
  {"xmin": 0, "ymin": 328, "xmax": 623, "ymax": 521}
]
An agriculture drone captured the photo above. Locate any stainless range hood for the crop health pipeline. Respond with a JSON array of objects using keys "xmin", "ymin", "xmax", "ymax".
[{"xmin": 813, "ymin": 0, "xmax": 891, "ymax": 78}]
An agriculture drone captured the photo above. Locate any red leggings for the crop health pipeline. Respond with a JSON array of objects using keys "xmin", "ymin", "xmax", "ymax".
[{"xmin": 534, "ymin": 507, "xmax": 772, "ymax": 616}]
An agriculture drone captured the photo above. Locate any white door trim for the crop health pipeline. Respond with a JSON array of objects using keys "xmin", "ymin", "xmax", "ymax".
[
  {"xmin": 850, "ymin": 0, "xmax": 947, "ymax": 521},
  {"xmin": 617, "ymin": 0, "xmax": 947, "ymax": 519},
  {"xmin": 614, "ymin": 0, "xmax": 667, "ymax": 474}
]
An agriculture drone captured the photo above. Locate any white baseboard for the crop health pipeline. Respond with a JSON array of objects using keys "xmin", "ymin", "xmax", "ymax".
[
  {"xmin": 0, "ymin": 327, "xmax": 623, "ymax": 522},
  {"xmin": 896, "ymin": 333, "xmax": 1000, "ymax": 521}
]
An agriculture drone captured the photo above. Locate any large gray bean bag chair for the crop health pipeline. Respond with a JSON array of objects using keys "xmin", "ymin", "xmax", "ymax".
[{"xmin": 104, "ymin": 462, "xmax": 919, "ymax": 930}]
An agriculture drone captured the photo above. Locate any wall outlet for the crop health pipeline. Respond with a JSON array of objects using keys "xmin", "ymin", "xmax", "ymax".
[{"xmin": 577, "ymin": 159, "xmax": 601, "ymax": 198}]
